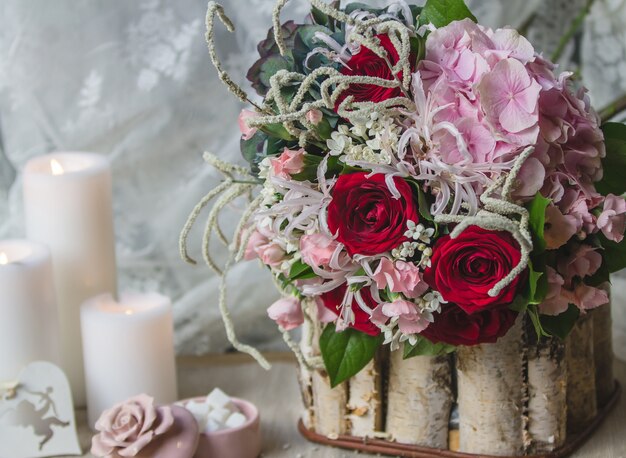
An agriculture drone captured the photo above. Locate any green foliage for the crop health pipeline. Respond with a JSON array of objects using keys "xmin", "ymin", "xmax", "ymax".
[
  {"xmin": 418, "ymin": 0, "xmax": 477, "ymax": 28},
  {"xmin": 287, "ymin": 260, "xmax": 317, "ymax": 281},
  {"xmin": 539, "ymin": 304, "xmax": 581, "ymax": 340},
  {"xmin": 291, "ymin": 154, "xmax": 342, "ymax": 182},
  {"xmin": 599, "ymin": 233, "xmax": 626, "ymax": 273},
  {"xmin": 240, "ymin": 131, "xmax": 286, "ymax": 175},
  {"xmin": 527, "ymin": 193, "xmax": 551, "ymax": 254},
  {"xmin": 403, "ymin": 336, "xmax": 456, "ymax": 359},
  {"xmin": 596, "ymin": 122, "xmax": 626, "ymax": 196},
  {"xmin": 319, "ymin": 324, "xmax": 383, "ymax": 387}
]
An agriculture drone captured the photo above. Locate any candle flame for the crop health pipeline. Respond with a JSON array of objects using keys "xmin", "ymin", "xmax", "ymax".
[
  {"xmin": 0, "ymin": 252, "xmax": 8, "ymax": 265},
  {"xmin": 50, "ymin": 159, "xmax": 64, "ymax": 176},
  {"xmin": 124, "ymin": 310, "xmax": 134, "ymax": 316}
]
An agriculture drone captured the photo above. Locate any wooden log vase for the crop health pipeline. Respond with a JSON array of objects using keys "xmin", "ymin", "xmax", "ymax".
[{"xmin": 297, "ymin": 297, "xmax": 621, "ymax": 458}]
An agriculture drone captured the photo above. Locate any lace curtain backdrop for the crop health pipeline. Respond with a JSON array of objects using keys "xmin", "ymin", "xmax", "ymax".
[{"xmin": 0, "ymin": 0, "xmax": 625, "ymax": 357}]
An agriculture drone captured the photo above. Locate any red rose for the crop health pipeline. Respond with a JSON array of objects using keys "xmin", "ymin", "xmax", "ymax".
[
  {"xmin": 421, "ymin": 305, "xmax": 518, "ymax": 346},
  {"xmin": 321, "ymin": 284, "xmax": 380, "ymax": 336},
  {"xmin": 336, "ymin": 34, "xmax": 412, "ymax": 110},
  {"xmin": 424, "ymin": 227, "xmax": 525, "ymax": 314},
  {"xmin": 327, "ymin": 172, "xmax": 419, "ymax": 257}
]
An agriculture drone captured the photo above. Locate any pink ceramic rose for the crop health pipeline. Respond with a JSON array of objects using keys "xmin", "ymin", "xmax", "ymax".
[
  {"xmin": 91, "ymin": 394, "xmax": 175, "ymax": 457},
  {"xmin": 372, "ymin": 258, "xmax": 429, "ymax": 298},
  {"xmin": 270, "ymin": 148, "xmax": 305, "ymax": 179},
  {"xmin": 267, "ymin": 297, "xmax": 304, "ymax": 330}
]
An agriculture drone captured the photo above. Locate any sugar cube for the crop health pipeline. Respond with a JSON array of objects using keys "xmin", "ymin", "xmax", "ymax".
[
  {"xmin": 208, "ymin": 406, "xmax": 231, "ymax": 424},
  {"xmin": 204, "ymin": 417, "xmax": 222, "ymax": 434},
  {"xmin": 185, "ymin": 400, "xmax": 211, "ymax": 428},
  {"xmin": 225, "ymin": 412, "xmax": 247, "ymax": 429},
  {"xmin": 206, "ymin": 388, "xmax": 235, "ymax": 410}
]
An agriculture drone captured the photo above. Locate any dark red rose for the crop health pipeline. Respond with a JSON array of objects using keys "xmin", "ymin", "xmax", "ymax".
[
  {"xmin": 327, "ymin": 172, "xmax": 419, "ymax": 257},
  {"xmin": 336, "ymin": 34, "xmax": 412, "ymax": 111},
  {"xmin": 424, "ymin": 226, "xmax": 525, "ymax": 314},
  {"xmin": 421, "ymin": 305, "xmax": 518, "ymax": 346},
  {"xmin": 321, "ymin": 284, "xmax": 380, "ymax": 336}
]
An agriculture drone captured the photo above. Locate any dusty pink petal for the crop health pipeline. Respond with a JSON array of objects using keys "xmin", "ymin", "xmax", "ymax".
[
  {"xmin": 96, "ymin": 405, "xmax": 123, "ymax": 432},
  {"xmin": 598, "ymin": 194, "xmax": 626, "ymax": 242},
  {"xmin": 267, "ymin": 297, "xmax": 304, "ymax": 330},
  {"xmin": 257, "ymin": 242, "xmax": 285, "ymax": 267},
  {"xmin": 117, "ymin": 431, "xmax": 155, "ymax": 457},
  {"xmin": 490, "ymin": 28, "xmax": 535, "ymax": 63},
  {"xmin": 514, "ymin": 157, "xmax": 545, "ymax": 198},
  {"xmin": 91, "ymin": 435, "xmax": 116, "ymax": 457},
  {"xmin": 539, "ymin": 267, "xmax": 569, "ymax": 316},
  {"xmin": 544, "ymin": 205, "xmax": 578, "ymax": 249},
  {"xmin": 305, "ymin": 109, "xmax": 323, "ymax": 125},
  {"xmin": 574, "ymin": 285, "xmax": 609, "ymax": 311},
  {"xmin": 370, "ymin": 303, "xmax": 388, "ymax": 327},
  {"xmin": 379, "ymin": 300, "xmax": 430, "ymax": 334},
  {"xmin": 558, "ymin": 244, "xmax": 602, "ymax": 280},
  {"xmin": 271, "ymin": 148, "xmax": 305, "ymax": 179},
  {"xmin": 372, "ymin": 259, "xmax": 427, "ymax": 299},
  {"xmin": 398, "ymin": 314, "xmax": 431, "ymax": 334},
  {"xmin": 152, "ymin": 406, "xmax": 175, "ymax": 436}
]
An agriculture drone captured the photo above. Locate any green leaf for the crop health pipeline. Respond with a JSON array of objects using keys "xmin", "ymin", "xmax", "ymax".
[
  {"xmin": 287, "ymin": 260, "xmax": 317, "ymax": 281},
  {"xmin": 260, "ymin": 123, "xmax": 295, "ymax": 141},
  {"xmin": 403, "ymin": 337, "xmax": 456, "ymax": 359},
  {"xmin": 527, "ymin": 193, "xmax": 551, "ymax": 254},
  {"xmin": 528, "ymin": 305, "xmax": 551, "ymax": 338},
  {"xmin": 539, "ymin": 304, "xmax": 580, "ymax": 340},
  {"xmin": 419, "ymin": 0, "xmax": 477, "ymax": 28},
  {"xmin": 596, "ymin": 122, "xmax": 626, "ymax": 196},
  {"xmin": 319, "ymin": 324, "xmax": 383, "ymax": 387},
  {"xmin": 599, "ymin": 234, "xmax": 626, "ymax": 273},
  {"xmin": 259, "ymin": 55, "xmax": 294, "ymax": 89}
]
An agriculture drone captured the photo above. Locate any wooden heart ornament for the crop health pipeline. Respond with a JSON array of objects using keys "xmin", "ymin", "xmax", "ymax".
[{"xmin": 0, "ymin": 361, "xmax": 82, "ymax": 458}]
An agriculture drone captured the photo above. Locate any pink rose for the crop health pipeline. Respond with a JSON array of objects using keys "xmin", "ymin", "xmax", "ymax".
[
  {"xmin": 238, "ymin": 109, "xmax": 260, "ymax": 140},
  {"xmin": 244, "ymin": 230, "xmax": 269, "ymax": 261},
  {"xmin": 598, "ymin": 194, "xmax": 626, "ymax": 242},
  {"xmin": 305, "ymin": 109, "xmax": 323, "ymax": 125},
  {"xmin": 371, "ymin": 299, "xmax": 432, "ymax": 334},
  {"xmin": 557, "ymin": 244, "xmax": 601, "ymax": 280},
  {"xmin": 539, "ymin": 267, "xmax": 569, "ymax": 316},
  {"xmin": 257, "ymin": 242, "xmax": 285, "ymax": 267},
  {"xmin": 372, "ymin": 258, "xmax": 428, "ymax": 299},
  {"xmin": 91, "ymin": 394, "xmax": 174, "ymax": 457},
  {"xmin": 270, "ymin": 148, "xmax": 305, "ymax": 179},
  {"xmin": 300, "ymin": 233, "xmax": 340, "ymax": 268},
  {"xmin": 267, "ymin": 297, "xmax": 304, "ymax": 330},
  {"xmin": 544, "ymin": 204, "xmax": 578, "ymax": 249}
]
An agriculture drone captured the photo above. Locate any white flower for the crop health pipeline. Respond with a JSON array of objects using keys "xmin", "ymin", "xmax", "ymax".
[{"xmin": 327, "ymin": 131, "xmax": 351, "ymax": 156}]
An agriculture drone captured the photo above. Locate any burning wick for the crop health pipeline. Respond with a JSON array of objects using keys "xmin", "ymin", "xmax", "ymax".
[
  {"xmin": 50, "ymin": 159, "xmax": 65, "ymax": 176},
  {"xmin": 124, "ymin": 310, "xmax": 134, "ymax": 316},
  {"xmin": 0, "ymin": 252, "xmax": 9, "ymax": 265}
]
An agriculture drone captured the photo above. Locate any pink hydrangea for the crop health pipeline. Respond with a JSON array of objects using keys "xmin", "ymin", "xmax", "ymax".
[
  {"xmin": 539, "ymin": 267, "xmax": 569, "ymax": 316},
  {"xmin": 598, "ymin": 194, "xmax": 626, "ymax": 242},
  {"xmin": 270, "ymin": 148, "xmax": 305, "ymax": 179},
  {"xmin": 267, "ymin": 297, "xmax": 304, "ymax": 330},
  {"xmin": 371, "ymin": 257, "xmax": 429, "ymax": 299},
  {"xmin": 557, "ymin": 244, "xmax": 602, "ymax": 281}
]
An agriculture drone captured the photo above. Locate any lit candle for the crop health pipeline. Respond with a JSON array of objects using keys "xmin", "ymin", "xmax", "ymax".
[
  {"xmin": 81, "ymin": 293, "xmax": 178, "ymax": 428},
  {"xmin": 23, "ymin": 152, "xmax": 118, "ymax": 406},
  {"xmin": 0, "ymin": 239, "xmax": 59, "ymax": 382}
]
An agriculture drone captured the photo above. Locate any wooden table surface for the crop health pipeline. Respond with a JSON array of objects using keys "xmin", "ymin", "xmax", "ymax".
[{"xmin": 71, "ymin": 353, "xmax": 626, "ymax": 458}]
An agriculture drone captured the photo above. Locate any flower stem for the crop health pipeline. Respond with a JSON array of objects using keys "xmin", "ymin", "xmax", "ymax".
[
  {"xmin": 551, "ymin": 0, "xmax": 597, "ymax": 63},
  {"xmin": 599, "ymin": 94, "xmax": 626, "ymax": 123}
]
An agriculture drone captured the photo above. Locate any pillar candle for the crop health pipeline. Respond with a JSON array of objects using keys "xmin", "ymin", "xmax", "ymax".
[
  {"xmin": 81, "ymin": 293, "xmax": 178, "ymax": 428},
  {"xmin": 0, "ymin": 239, "xmax": 59, "ymax": 382},
  {"xmin": 23, "ymin": 152, "xmax": 118, "ymax": 406}
]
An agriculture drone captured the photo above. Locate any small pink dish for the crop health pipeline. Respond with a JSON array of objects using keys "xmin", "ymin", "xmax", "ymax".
[{"xmin": 182, "ymin": 397, "xmax": 262, "ymax": 458}]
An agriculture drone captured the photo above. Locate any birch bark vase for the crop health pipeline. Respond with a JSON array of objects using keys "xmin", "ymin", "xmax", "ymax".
[
  {"xmin": 347, "ymin": 357, "xmax": 383, "ymax": 437},
  {"xmin": 526, "ymin": 335, "xmax": 567, "ymax": 453},
  {"xmin": 385, "ymin": 348, "xmax": 452, "ymax": 448},
  {"xmin": 456, "ymin": 319, "xmax": 525, "ymax": 456},
  {"xmin": 298, "ymin": 317, "xmax": 315, "ymax": 430},
  {"xmin": 565, "ymin": 313, "xmax": 597, "ymax": 433},
  {"xmin": 592, "ymin": 284, "xmax": 614, "ymax": 406},
  {"xmin": 310, "ymin": 319, "xmax": 348, "ymax": 437}
]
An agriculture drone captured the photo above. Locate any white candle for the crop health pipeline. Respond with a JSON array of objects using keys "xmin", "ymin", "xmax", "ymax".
[
  {"xmin": 0, "ymin": 239, "xmax": 59, "ymax": 382},
  {"xmin": 81, "ymin": 293, "xmax": 178, "ymax": 428},
  {"xmin": 23, "ymin": 152, "xmax": 118, "ymax": 406}
]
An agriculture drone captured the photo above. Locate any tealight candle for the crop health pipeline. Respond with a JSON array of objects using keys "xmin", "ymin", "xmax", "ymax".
[
  {"xmin": 23, "ymin": 152, "xmax": 118, "ymax": 406},
  {"xmin": 81, "ymin": 293, "xmax": 178, "ymax": 428},
  {"xmin": 0, "ymin": 240, "xmax": 59, "ymax": 382}
]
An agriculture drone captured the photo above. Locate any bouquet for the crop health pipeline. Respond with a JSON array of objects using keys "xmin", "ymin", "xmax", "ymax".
[{"xmin": 183, "ymin": 0, "xmax": 626, "ymax": 388}]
